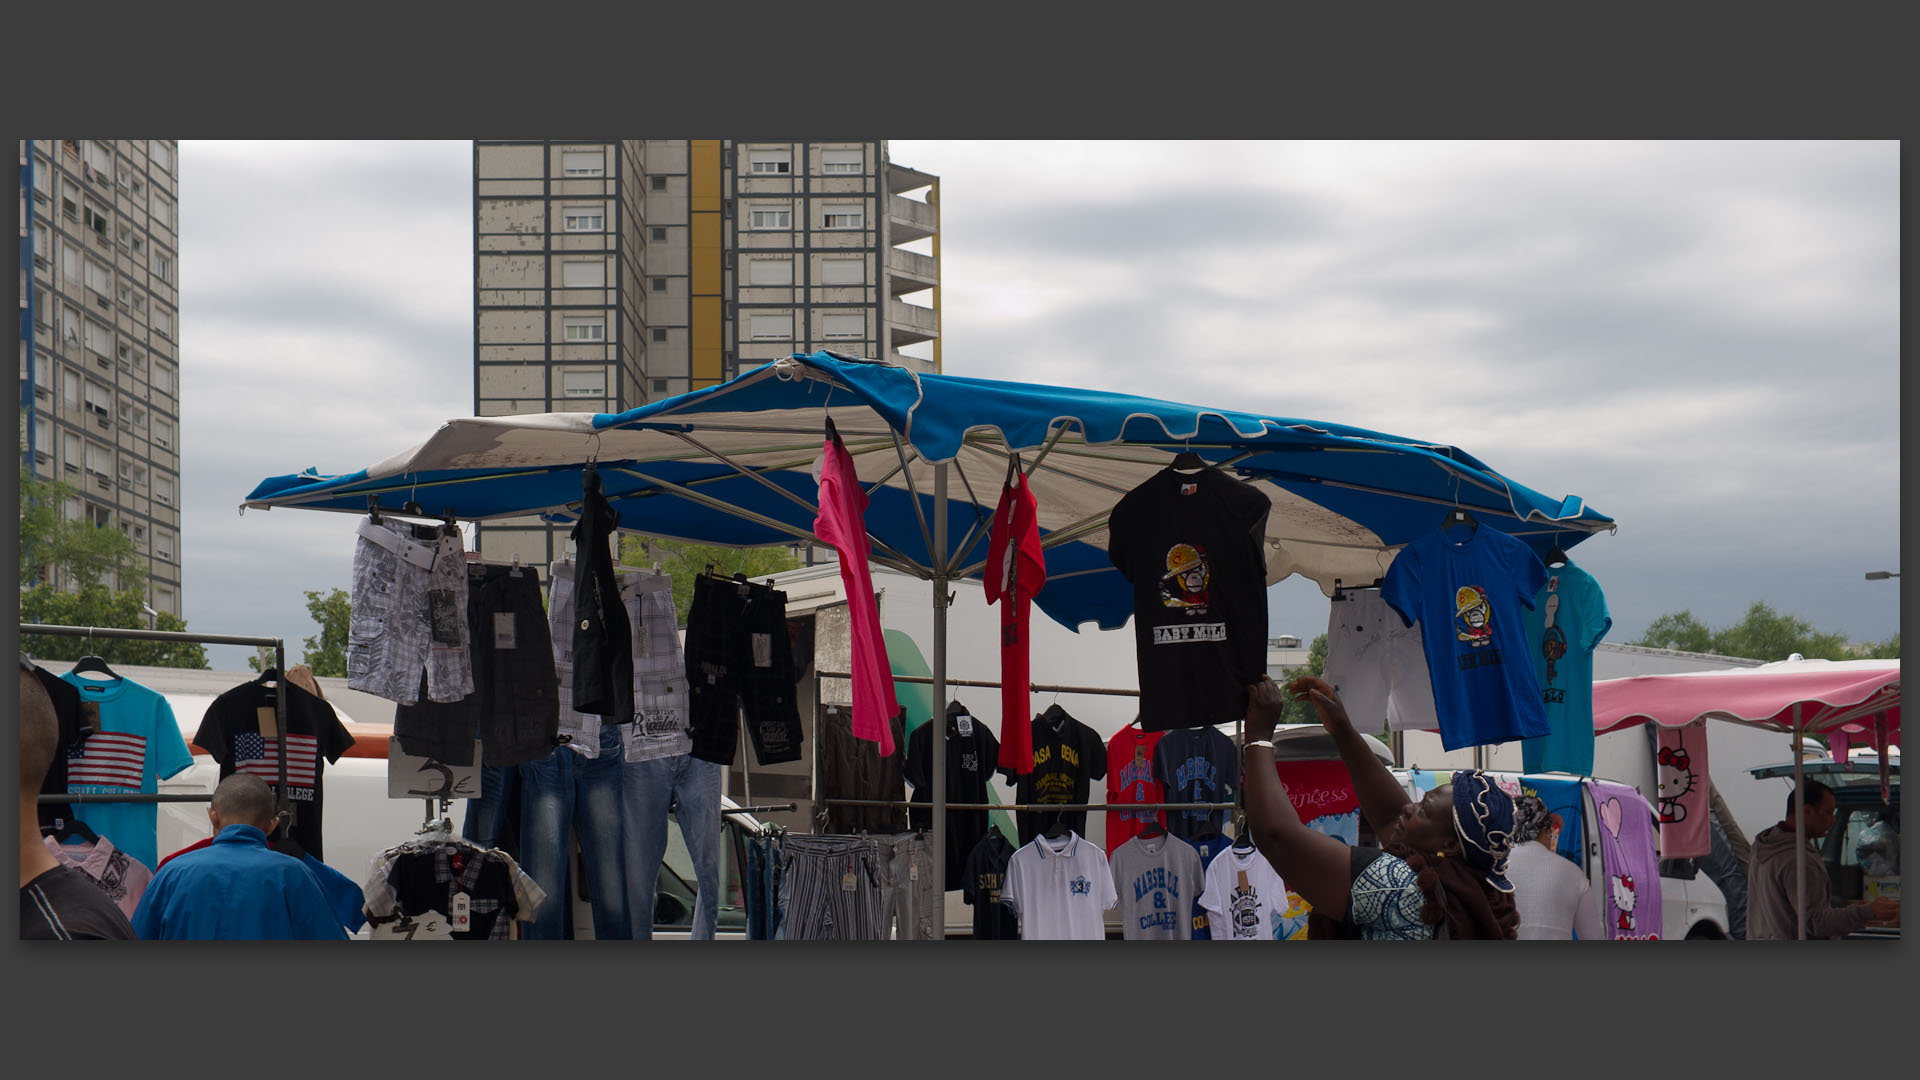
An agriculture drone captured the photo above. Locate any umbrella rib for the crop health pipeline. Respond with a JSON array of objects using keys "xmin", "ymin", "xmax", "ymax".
[
  {"xmin": 668, "ymin": 430, "xmax": 823, "ymax": 519},
  {"xmin": 887, "ymin": 428, "xmax": 939, "ymax": 574}
]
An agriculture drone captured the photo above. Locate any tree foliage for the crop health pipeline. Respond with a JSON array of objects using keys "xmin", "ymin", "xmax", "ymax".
[
  {"xmin": 1279, "ymin": 634, "xmax": 1331, "ymax": 726},
  {"xmin": 18, "ymin": 467, "xmax": 209, "ymax": 668},
  {"xmin": 1632, "ymin": 601, "xmax": 1856, "ymax": 662},
  {"xmin": 299, "ymin": 589, "xmax": 351, "ymax": 676},
  {"xmin": 618, "ymin": 536, "xmax": 805, "ymax": 626}
]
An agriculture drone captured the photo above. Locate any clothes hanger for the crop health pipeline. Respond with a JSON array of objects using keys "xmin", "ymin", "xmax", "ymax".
[
  {"xmin": 1004, "ymin": 450, "xmax": 1021, "ymax": 488},
  {"xmin": 366, "ymin": 496, "xmax": 383, "ymax": 524},
  {"xmin": 69, "ymin": 627, "xmax": 119, "ymax": 680},
  {"xmin": 52, "ymin": 817, "xmax": 101, "ymax": 846},
  {"xmin": 1545, "ymin": 532, "xmax": 1569, "ymax": 567},
  {"xmin": 1138, "ymin": 817, "xmax": 1166, "ymax": 839},
  {"xmin": 1044, "ymin": 820, "xmax": 1073, "ymax": 841},
  {"xmin": 1170, "ymin": 437, "xmax": 1208, "ymax": 473}
]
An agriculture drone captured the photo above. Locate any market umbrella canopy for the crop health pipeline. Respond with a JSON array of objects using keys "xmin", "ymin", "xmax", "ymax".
[
  {"xmin": 1591, "ymin": 658, "xmax": 1901, "ymax": 736},
  {"xmin": 242, "ymin": 353, "xmax": 1615, "ymax": 632}
]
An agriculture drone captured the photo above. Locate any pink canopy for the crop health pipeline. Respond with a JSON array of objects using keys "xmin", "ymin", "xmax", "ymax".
[{"xmin": 1592, "ymin": 657, "xmax": 1900, "ymax": 738}]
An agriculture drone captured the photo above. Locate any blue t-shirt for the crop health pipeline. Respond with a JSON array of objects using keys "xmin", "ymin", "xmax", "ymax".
[
  {"xmin": 130, "ymin": 825, "xmax": 348, "ymax": 940},
  {"xmin": 60, "ymin": 674, "xmax": 195, "ymax": 870},
  {"xmin": 1188, "ymin": 832, "xmax": 1235, "ymax": 939},
  {"xmin": 1381, "ymin": 524, "xmax": 1549, "ymax": 751},
  {"xmin": 1519, "ymin": 560, "xmax": 1611, "ymax": 775}
]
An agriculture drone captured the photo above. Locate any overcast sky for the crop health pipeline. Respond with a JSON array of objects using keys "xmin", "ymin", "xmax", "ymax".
[{"xmin": 177, "ymin": 140, "xmax": 1900, "ymax": 671}]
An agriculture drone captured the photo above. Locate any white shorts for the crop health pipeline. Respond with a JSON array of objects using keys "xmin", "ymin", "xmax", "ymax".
[{"xmin": 1322, "ymin": 589, "xmax": 1439, "ymax": 733}]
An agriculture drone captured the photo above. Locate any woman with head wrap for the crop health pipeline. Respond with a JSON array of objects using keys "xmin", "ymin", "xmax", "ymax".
[
  {"xmin": 1505, "ymin": 794, "xmax": 1606, "ymax": 940},
  {"xmin": 1241, "ymin": 674, "xmax": 1520, "ymax": 940}
]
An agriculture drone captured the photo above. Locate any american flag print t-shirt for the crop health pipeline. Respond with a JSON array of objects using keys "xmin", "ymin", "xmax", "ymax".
[
  {"xmin": 195, "ymin": 678, "xmax": 355, "ymax": 862},
  {"xmin": 60, "ymin": 674, "xmax": 194, "ymax": 872}
]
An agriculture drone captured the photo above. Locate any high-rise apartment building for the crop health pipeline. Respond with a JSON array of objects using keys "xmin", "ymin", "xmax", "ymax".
[
  {"xmin": 471, "ymin": 139, "xmax": 940, "ymax": 568},
  {"xmin": 19, "ymin": 139, "xmax": 184, "ymax": 618}
]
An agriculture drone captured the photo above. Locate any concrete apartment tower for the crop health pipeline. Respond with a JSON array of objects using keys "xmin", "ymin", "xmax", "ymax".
[
  {"xmin": 19, "ymin": 139, "xmax": 184, "ymax": 619},
  {"xmin": 471, "ymin": 139, "xmax": 940, "ymax": 569}
]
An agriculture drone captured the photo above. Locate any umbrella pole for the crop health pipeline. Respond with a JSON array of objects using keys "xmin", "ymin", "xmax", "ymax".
[
  {"xmin": 1793, "ymin": 704, "xmax": 1805, "ymax": 940},
  {"xmin": 931, "ymin": 463, "xmax": 949, "ymax": 940}
]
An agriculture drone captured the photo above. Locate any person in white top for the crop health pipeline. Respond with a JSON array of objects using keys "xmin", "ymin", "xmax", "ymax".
[
  {"xmin": 1002, "ymin": 830, "xmax": 1117, "ymax": 940},
  {"xmin": 1198, "ymin": 839, "xmax": 1289, "ymax": 941},
  {"xmin": 1506, "ymin": 795, "xmax": 1604, "ymax": 941}
]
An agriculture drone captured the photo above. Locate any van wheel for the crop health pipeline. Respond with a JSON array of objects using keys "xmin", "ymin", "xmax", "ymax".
[{"xmin": 1685, "ymin": 922, "xmax": 1726, "ymax": 940}]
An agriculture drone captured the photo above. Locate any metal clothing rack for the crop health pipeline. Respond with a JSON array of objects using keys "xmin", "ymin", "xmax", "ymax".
[{"xmin": 23, "ymin": 623, "xmax": 293, "ymax": 828}]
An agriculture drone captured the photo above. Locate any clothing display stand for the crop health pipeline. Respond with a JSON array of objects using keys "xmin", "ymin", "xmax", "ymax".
[{"xmin": 24, "ymin": 623, "xmax": 293, "ymax": 826}]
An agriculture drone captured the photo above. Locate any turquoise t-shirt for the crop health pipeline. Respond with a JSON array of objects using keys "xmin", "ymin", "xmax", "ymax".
[
  {"xmin": 1380, "ymin": 523, "xmax": 1549, "ymax": 751},
  {"xmin": 60, "ymin": 674, "xmax": 195, "ymax": 871},
  {"xmin": 1518, "ymin": 560, "xmax": 1611, "ymax": 775}
]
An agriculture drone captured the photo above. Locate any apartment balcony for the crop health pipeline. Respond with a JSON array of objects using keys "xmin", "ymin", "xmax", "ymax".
[
  {"xmin": 888, "ymin": 194, "xmax": 936, "ymax": 245},
  {"xmin": 887, "ymin": 298, "xmax": 938, "ymax": 348},
  {"xmin": 886, "ymin": 247, "xmax": 937, "ymax": 295},
  {"xmin": 888, "ymin": 163, "xmax": 937, "ymax": 198},
  {"xmin": 886, "ymin": 351, "xmax": 938, "ymax": 374}
]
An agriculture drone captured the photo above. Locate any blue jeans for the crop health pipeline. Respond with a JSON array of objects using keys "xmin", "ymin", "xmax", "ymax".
[
  {"xmin": 517, "ymin": 724, "xmax": 631, "ymax": 939},
  {"xmin": 747, "ymin": 835, "xmax": 787, "ymax": 940},
  {"xmin": 1698, "ymin": 809, "xmax": 1749, "ymax": 940},
  {"xmin": 624, "ymin": 753, "xmax": 724, "ymax": 940},
  {"xmin": 462, "ymin": 761, "xmax": 519, "ymax": 852}
]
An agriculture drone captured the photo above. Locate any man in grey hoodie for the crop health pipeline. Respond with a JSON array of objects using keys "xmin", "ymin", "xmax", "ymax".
[{"xmin": 1746, "ymin": 780, "xmax": 1898, "ymax": 939}]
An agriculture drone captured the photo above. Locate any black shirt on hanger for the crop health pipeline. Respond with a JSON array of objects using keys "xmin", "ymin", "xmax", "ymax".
[
  {"xmin": 904, "ymin": 701, "xmax": 1003, "ymax": 890},
  {"xmin": 960, "ymin": 828, "xmax": 1020, "ymax": 940},
  {"xmin": 1013, "ymin": 707, "xmax": 1107, "ymax": 846},
  {"xmin": 1106, "ymin": 464, "xmax": 1271, "ymax": 731},
  {"xmin": 194, "ymin": 676, "xmax": 356, "ymax": 861}
]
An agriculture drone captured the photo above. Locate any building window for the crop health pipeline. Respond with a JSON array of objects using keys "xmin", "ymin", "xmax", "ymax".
[
  {"xmin": 62, "ymin": 304, "xmax": 82, "ymax": 346},
  {"xmin": 650, "ymin": 226, "xmax": 667, "ymax": 242},
  {"xmin": 154, "ymin": 418, "xmax": 173, "ymax": 450},
  {"xmin": 151, "ymin": 195, "xmax": 174, "ymax": 230},
  {"xmin": 155, "ymin": 477, "xmax": 174, "ymax": 505},
  {"xmin": 62, "ymin": 432, "xmax": 81, "ymax": 474},
  {"xmin": 561, "ymin": 370, "xmax": 607, "ymax": 398},
  {"xmin": 117, "ymin": 283, "xmax": 132, "ymax": 308},
  {"xmin": 651, "ymin": 378, "xmax": 669, "ymax": 394},
  {"xmin": 133, "ymin": 293, "xmax": 147, "ymax": 318},
  {"xmin": 82, "ymin": 140, "xmax": 114, "ymax": 175},
  {"xmin": 560, "ymin": 261, "xmax": 606, "ymax": 288},
  {"xmin": 61, "ymin": 368, "xmax": 80, "ymax": 409},
  {"xmin": 84, "ymin": 380, "xmax": 111, "ymax": 418},
  {"xmin": 749, "ymin": 150, "xmax": 793, "ymax": 175},
  {"xmin": 61, "ymin": 241, "xmax": 82, "ymax": 283},
  {"xmin": 84, "ymin": 441, "xmax": 111, "ymax": 479},
  {"xmin": 650, "ymin": 175, "xmax": 668, "ymax": 191},
  {"xmin": 155, "ymin": 529, "xmax": 175, "ymax": 562},
  {"xmin": 823, "ymin": 313, "xmax": 865, "ymax": 339},
  {"xmin": 749, "ymin": 208, "xmax": 792, "ymax": 230},
  {"xmin": 85, "ymin": 320, "xmax": 112, "ymax": 358},
  {"xmin": 153, "ymin": 362, "xmax": 174, "ymax": 395},
  {"xmin": 563, "ymin": 317, "xmax": 606, "ymax": 342},
  {"xmin": 824, "ymin": 206, "xmax": 863, "ymax": 230},
  {"xmin": 32, "ymin": 221, "xmax": 49, "ymax": 265},
  {"xmin": 562, "ymin": 151, "xmax": 605, "ymax": 177},
  {"xmin": 155, "ymin": 250, "xmax": 175, "ymax": 283},
  {"xmin": 563, "ymin": 206, "xmax": 605, "ymax": 232},
  {"xmin": 86, "ymin": 260, "xmax": 113, "ymax": 298},
  {"xmin": 651, "ymin": 328, "xmax": 668, "ymax": 343},
  {"xmin": 152, "ymin": 141, "xmax": 174, "ymax": 173},
  {"xmin": 85, "ymin": 201, "xmax": 111, "ymax": 240},
  {"xmin": 33, "ymin": 157, "xmax": 51, "ymax": 200},
  {"xmin": 747, "ymin": 258, "xmax": 794, "ymax": 286},
  {"xmin": 822, "ymin": 149, "xmax": 863, "ymax": 174},
  {"xmin": 749, "ymin": 313, "xmax": 792, "ymax": 340},
  {"xmin": 821, "ymin": 258, "xmax": 864, "ymax": 285},
  {"xmin": 132, "ymin": 234, "xmax": 146, "ymax": 257},
  {"xmin": 154, "ymin": 308, "xmax": 174, "ymax": 338},
  {"xmin": 88, "ymin": 504, "xmax": 113, "ymax": 529}
]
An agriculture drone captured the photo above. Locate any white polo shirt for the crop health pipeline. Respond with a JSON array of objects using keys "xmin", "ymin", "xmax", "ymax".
[{"xmin": 1002, "ymin": 831, "xmax": 1117, "ymax": 940}]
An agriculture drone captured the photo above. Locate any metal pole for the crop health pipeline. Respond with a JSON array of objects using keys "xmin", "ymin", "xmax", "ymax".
[
  {"xmin": 931, "ymin": 462, "xmax": 949, "ymax": 939},
  {"xmin": 1793, "ymin": 704, "xmax": 1806, "ymax": 940},
  {"xmin": 815, "ymin": 670, "xmax": 1138, "ymax": 698},
  {"xmin": 275, "ymin": 638, "xmax": 291, "ymax": 835}
]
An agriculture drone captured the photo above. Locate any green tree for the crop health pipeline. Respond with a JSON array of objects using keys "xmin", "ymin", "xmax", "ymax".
[
  {"xmin": 1632, "ymin": 601, "xmax": 1853, "ymax": 662},
  {"xmin": 1860, "ymin": 632, "xmax": 1900, "ymax": 659},
  {"xmin": 248, "ymin": 588, "xmax": 352, "ymax": 676},
  {"xmin": 618, "ymin": 535, "xmax": 804, "ymax": 625},
  {"xmin": 18, "ymin": 467, "xmax": 209, "ymax": 669},
  {"xmin": 1279, "ymin": 633, "xmax": 1330, "ymax": 726}
]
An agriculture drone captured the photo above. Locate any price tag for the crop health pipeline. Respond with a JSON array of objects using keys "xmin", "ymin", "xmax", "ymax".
[
  {"xmin": 450, "ymin": 891, "xmax": 472, "ymax": 932},
  {"xmin": 909, "ymin": 860, "xmax": 919, "ymax": 883},
  {"xmin": 493, "ymin": 612, "xmax": 517, "ymax": 650},
  {"xmin": 428, "ymin": 589, "xmax": 462, "ymax": 645},
  {"xmin": 752, "ymin": 632, "xmax": 773, "ymax": 668},
  {"xmin": 956, "ymin": 714, "xmax": 973, "ymax": 737},
  {"xmin": 842, "ymin": 856, "xmax": 857, "ymax": 893},
  {"xmin": 256, "ymin": 706, "xmax": 279, "ymax": 739}
]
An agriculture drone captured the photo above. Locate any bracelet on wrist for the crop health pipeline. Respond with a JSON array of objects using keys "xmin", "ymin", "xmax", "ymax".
[{"xmin": 1245, "ymin": 739, "xmax": 1275, "ymax": 752}]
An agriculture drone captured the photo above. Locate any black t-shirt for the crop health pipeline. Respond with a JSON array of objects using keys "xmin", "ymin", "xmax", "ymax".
[
  {"xmin": 33, "ymin": 665, "xmax": 90, "ymax": 831},
  {"xmin": 960, "ymin": 829, "xmax": 1020, "ymax": 940},
  {"xmin": 1151, "ymin": 726, "xmax": 1239, "ymax": 842},
  {"xmin": 382, "ymin": 847, "xmax": 522, "ymax": 940},
  {"xmin": 1013, "ymin": 710, "xmax": 1107, "ymax": 846},
  {"xmin": 194, "ymin": 677, "xmax": 356, "ymax": 861},
  {"xmin": 20, "ymin": 865, "xmax": 137, "ymax": 940},
  {"xmin": 1106, "ymin": 466, "xmax": 1271, "ymax": 731},
  {"xmin": 904, "ymin": 710, "xmax": 1003, "ymax": 890}
]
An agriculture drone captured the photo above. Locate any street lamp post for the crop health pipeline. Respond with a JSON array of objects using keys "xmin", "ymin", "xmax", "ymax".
[{"xmin": 1864, "ymin": 570, "xmax": 1900, "ymax": 580}]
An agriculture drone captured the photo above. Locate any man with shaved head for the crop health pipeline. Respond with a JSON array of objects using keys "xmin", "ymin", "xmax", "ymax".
[
  {"xmin": 131, "ymin": 773, "xmax": 346, "ymax": 939},
  {"xmin": 21, "ymin": 657, "xmax": 136, "ymax": 939}
]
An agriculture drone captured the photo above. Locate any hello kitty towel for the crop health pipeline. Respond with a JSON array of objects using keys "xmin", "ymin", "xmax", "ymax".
[
  {"xmin": 1656, "ymin": 721, "xmax": 1711, "ymax": 858},
  {"xmin": 1585, "ymin": 778, "xmax": 1663, "ymax": 940}
]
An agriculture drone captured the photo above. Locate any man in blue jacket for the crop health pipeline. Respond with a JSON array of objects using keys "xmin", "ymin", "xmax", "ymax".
[{"xmin": 132, "ymin": 774, "xmax": 347, "ymax": 940}]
